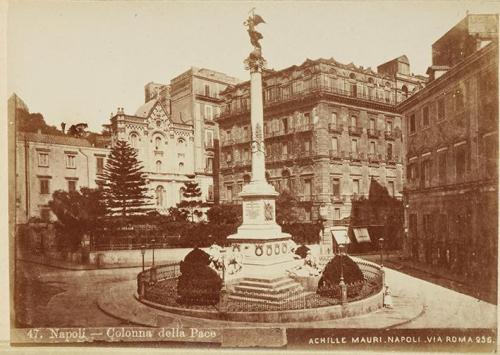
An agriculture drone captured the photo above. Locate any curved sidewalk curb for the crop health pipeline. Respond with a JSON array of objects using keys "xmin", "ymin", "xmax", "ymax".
[{"xmin": 97, "ymin": 280, "xmax": 425, "ymax": 329}]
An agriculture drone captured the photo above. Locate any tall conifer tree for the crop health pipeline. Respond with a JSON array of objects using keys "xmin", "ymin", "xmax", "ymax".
[{"xmin": 99, "ymin": 140, "xmax": 152, "ymax": 216}]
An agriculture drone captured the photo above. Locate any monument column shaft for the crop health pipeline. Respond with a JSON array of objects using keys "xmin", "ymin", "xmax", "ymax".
[{"xmin": 250, "ymin": 69, "xmax": 266, "ymax": 183}]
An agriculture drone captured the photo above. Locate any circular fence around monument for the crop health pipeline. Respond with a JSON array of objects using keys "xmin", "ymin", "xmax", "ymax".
[{"xmin": 135, "ymin": 256, "xmax": 385, "ymax": 323}]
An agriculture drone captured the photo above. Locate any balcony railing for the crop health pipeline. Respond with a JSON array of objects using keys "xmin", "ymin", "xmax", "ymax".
[
  {"xmin": 216, "ymin": 83, "xmax": 396, "ymax": 120},
  {"xmin": 328, "ymin": 123, "xmax": 343, "ymax": 133},
  {"xmin": 368, "ymin": 153, "xmax": 381, "ymax": 163},
  {"xmin": 295, "ymin": 124, "xmax": 314, "ymax": 132},
  {"xmin": 221, "ymin": 138, "xmax": 234, "ymax": 147},
  {"xmin": 367, "ymin": 128, "xmax": 379, "ymax": 138},
  {"xmin": 329, "ymin": 150, "xmax": 343, "ymax": 160},
  {"xmin": 348, "ymin": 126, "xmax": 363, "ymax": 136},
  {"xmin": 384, "ymin": 130, "xmax": 395, "ymax": 140},
  {"xmin": 331, "ymin": 194, "xmax": 346, "ymax": 203},
  {"xmin": 386, "ymin": 155, "xmax": 399, "ymax": 165}
]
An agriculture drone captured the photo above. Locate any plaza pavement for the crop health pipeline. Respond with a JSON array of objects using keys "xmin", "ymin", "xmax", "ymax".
[{"xmin": 16, "ymin": 260, "xmax": 496, "ymax": 329}]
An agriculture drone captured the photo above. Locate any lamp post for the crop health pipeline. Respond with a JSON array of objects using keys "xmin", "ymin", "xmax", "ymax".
[
  {"xmin": 339, "ymin": 242, "xmax": 347, "ymax": 304},
  {"xmin": 140, "ymin": 244, "xmax": 146, "ymax": 272},
  {"xmin": 151, "ymin": 238, "xmax": 156, "ymax": 267},
  {"xmin": 379, "ymin": 237, "xmax": 385, "ymax": 287}
]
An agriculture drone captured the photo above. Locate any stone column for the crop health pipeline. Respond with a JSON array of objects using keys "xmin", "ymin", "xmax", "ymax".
[{"xmin": 250, "ymin": 68, "xmax": 266, "ymax": 184}]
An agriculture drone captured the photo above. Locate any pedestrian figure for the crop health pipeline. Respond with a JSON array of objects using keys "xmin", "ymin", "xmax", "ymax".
[{"xmin": 383, "ymin": 285, "xmax": 393, "ymax": 308}]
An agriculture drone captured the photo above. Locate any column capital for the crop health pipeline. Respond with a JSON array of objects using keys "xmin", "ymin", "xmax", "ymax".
[{"xmin": 244, "ymin": 50, "xmax": 267, "ymax": 72}]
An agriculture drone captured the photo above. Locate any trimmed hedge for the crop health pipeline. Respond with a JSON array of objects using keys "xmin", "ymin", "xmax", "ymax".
[
  {"xmin": 317, "ymin": 255, "xmax": 365, "ymax": 297},
  {"xmin": 176, "ymin": 248, "xmax": 222, "ymax": 305}
]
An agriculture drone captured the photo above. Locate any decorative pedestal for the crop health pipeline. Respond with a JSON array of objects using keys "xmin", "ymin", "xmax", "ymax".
[{"xmin": 227, "ymin": 181, "xmax": 298, "ymax": 278}]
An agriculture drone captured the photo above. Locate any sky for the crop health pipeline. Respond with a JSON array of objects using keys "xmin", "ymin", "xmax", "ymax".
[{"xmin": 7, "ymin": 0, "xmax": 500, "ymax": 132}]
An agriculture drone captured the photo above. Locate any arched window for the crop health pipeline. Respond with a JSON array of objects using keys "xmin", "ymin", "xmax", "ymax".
[
  {"xmin": 402, "ymin": 85, "xmax": 408, "ymax": 98},
  {"xmin": 179, "ymin": 162, "xmax": 184, "ymax": 172},
  {"xmin": 156, "ymin": 160, "xmax": 162, "ymax": 173},
  {"xmin": 155, "ymin": 137, "xmax": 162, "ymax": 150},
  {"xmin": 156, "ymin": 185, "xmax": 165, "ymax": 207},
  {"xmin": 350, "ymin": 115, "xmax": 357, "ymax": 127},
  {"xmin": 129, "ymin": 133, "xmax": 139, "ymax": 148},
  {"xmin": 282, "ymin": 169, "xmax": 291, "ymax": 191},
  {"xmin": 177, "ymin": 138, "xmax": 186, "ymax": 146},
  {"xmin": 243, "ymin": 174, "xmax": 251, "ymax": 185}
]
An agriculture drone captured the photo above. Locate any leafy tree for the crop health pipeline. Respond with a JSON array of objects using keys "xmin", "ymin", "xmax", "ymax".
[
  {"xmin": 275, "ymin": 189, "xmax": 300, "ymax": 225},
  {"xmin": 48, "ymin": 188, "xmax": 106, "ymax": 250},
  {"xmin": 165, "ymin": 207, "xmax": 189, "ymax": 223},
  {"xmin": 206, "ymin": 204, "xmax": 242, "ymax": 225},
  {"xmin": 67, "ymin": 123, "xmax": 88, "ymax": 137},
  {"xmin": 177, "ymin": 180, "xmax": 203, "ymax": 222},
  {"xmin": 16, "ymin": 109, "xmax": 64, "ymax": 136},
  {"xmin": 99, "ymin": 140, "xmax": 152, "ymax": 216}
]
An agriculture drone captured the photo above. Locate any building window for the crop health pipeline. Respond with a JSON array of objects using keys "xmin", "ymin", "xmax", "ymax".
[
  {"xmin": 386, "ymin": 120, "xmax": 393, "ymax": 132},
  {"xmin": 422, "ymin": 106, "xmax": 430, "ymax": 127},
  {"xmin": 455, "ymin": 145, "xmax": 466, "ymax": 178},
  {"xmin": 387, "ymin": 143, "xmax": 393, "ymax": 160},
  {"xmin": 66, "ymin": 154, "xmax": 76, "ymax": 169},
  {"xmin": 155, "ymin": 137, "xmax": 162, "ymax": 150},
  {"xmin": 67, "ymin": 180, "xmax": 77, "ymax": 192},
  {"xmin": 205, "ymin": 105, "xmax": 213, "ymax": 120},
  {"xmin": 438, "ymin": 152, "xmax": 447, "ymax": 184},
  {"xmin": 40, "ymin": 207, "xmax": 51, "ymax": 222},
  {"xmin": 370, "ymin": 141, "xmax": 376, "ymax": 155},
  {"xmin": 332, "ymin": 178, "xmax": 341, "ymax": 197},
  {"xmin": 96, "ymin": 157, "xmax": 104, "ymax": 175},
  {"xmin": 206, "ymin": 157, "xmax": 213, "ymax": 173},
  {"xmin": 352, "ymin": 179, "xmax": 360, "ymax": 195},
  {"xmin": 422, "ymin": 159, "xmax": 431, "ymax": 187},
  {"xmin": 369, "ymin": 118, "xmax": 375, "ymax": 131},
  {"xmin": 350, "ymin": 115, "xmax": 357, "ymax": 127},
  {"xmin": 40, "ymin": 179, "xmax": 50, "ymax": 195},
  {"xmin": 388, "ymin": 181, "xmax": 395, "ymax": 196},
  {"xmin": 177, "ymin": 138, "xmax": 186, "ymax": 146},
  {"xmin": 303, "ymin": 139, "xmax": 311, "ymax": 153},
  {"xmin": 226, "ymin": 185, "xmax": 233, "ymax": 202},
  {"xmin": 178, "ymin": 162, "xmax": 184, "ymax": 172},
  {"xmin": 303, "ymin": 178, "xmax": 312, "ymax": 198},
  {"xmin": 156, "ymin": 185, "xmax": 165, "ymax": 207},
  {"xmin": 129, "ymin": 133, "xmax": 139, "ymax": 148},
  {"xmin": 351, "ymin": 139, "xmax": 358, "ymax": 154},
  {"xmin": 334, "ymin": 208, "xmax": 341, "ymax": 220},
  {"xmin": 437, "ymin": 98, "xmax": 445, "ymax": 121},
  {"xmin": 208, "ymin": 185, "xmax": 214, "ymax": 201},
  {"xmin": 156, "ymin": 160, "xmax": 162, "ymax": 173},
  {"xmin": 37, "ymin": 152, "xmax": 49, "ymax": 167},
  {"xmin": 331, "ymin": 112, "xmax": 338, "ymax": 125},
  {"xmin": 331, "ymin": 137, "xmax": 338, "ymax": 152},
  {"xmin": 409, "ymin": 114, "xmax": 416, "ymax": 134},
  {"xmin": 205, "ymin": 130, "xmax": 214, "ymax": 148},
  {"xmin": 204, "ymin": 84, "xmax": 210, "ymax": 97},
  {"xmin": 226, "ymin": 152, "xmax": 232, "ymax": 162}
]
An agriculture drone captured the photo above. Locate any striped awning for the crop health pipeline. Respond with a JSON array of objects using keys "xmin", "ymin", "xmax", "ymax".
[{"xmin": 353, "ymin": 228, "xmax": 371, "ymax": 243}]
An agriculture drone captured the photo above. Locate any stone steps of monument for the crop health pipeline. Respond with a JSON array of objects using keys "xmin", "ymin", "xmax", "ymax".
[
  {"xmin": 242, "ymin": 276, "xmax": 291, "ymax": 284},
  {"xmin": 227, "ymin": 291, "xmax": 305, "ymax": 304},
  {"xmin": 234, "ymin": 280, "xmax": 300, "ymax": 294},
  {"xmin": 237, "ymin": 278, "xmax": 296, "ymax": 290},
  {"xmin": 228, "ymin": 276, "xmax": 305, "ymax": 303}
]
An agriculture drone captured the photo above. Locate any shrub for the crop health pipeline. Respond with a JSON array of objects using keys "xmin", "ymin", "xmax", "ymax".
[
  {"xmin": 317, "ymin": 255, "xmax": 365, "ymax": 297},
  {"xmin": 177, "ymin": 248, "xmax": 222, "ymax": 305}
]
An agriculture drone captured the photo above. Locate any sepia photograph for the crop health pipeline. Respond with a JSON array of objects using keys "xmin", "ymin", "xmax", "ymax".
[{"xmin": 4, "ymin": 0, "xmax": 499, "ymax": 352}]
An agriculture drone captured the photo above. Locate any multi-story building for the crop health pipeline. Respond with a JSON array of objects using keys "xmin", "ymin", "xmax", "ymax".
[
  {"xmin": 169, "ymin": 67, "xmax": 241, "ymax": 203},
  {"xmin": 216, "ymin": 56, "xmax": 425, "ymax": 227},
  {"xmin": 398, "ymin": 14, "xmax": 498, "ymax": 285},
  {"xmin": 15, "ymin": 129, "xmax": 110, "ymax": 224}
]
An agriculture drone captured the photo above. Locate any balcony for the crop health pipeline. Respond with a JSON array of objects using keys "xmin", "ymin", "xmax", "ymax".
[
  {"xmin": 367, "ymin": 128, "xmax": 379, "ymax": 138},
  {"xmin": 328, "ymin": 123, "xmax": 343, "ymax": 133},
  {"xmin": 349, "ymin": 152, "xmax": 363, "ymax": 162},
  {"xmin": 216, "ymin": 82, "xmax": 396, "ymax": 120},
  {"xmin": 331, "ymin": 194, "xmax": 345, "ymax": 203},
  {"xmin": 195, "ymin": 91, "xmax": 223, "ymax": 103},
  {"xmin": 384, "ymin": 130, "xmax": 395, "ymax": 140},
  {"xmin": 295, "ymin": 124, "xmax": 314, "ymax": 132},
  {"xmin": 221, "ymin": 138, "xmax": 234, "ymax": 147},
  {"xmin": 348, "ymin": 126, "xmax": 363, "ymax": 136},
  {"xmin": 329, "ymin": 150, "xmax": 343, "ymax": 160},
  {"xmin": 368, "ymin": 153, "xmax": 381, "ymax": 163},
  {"xmin": 386, "ymin": 155, "xmax": 398, "ymax": 165}
]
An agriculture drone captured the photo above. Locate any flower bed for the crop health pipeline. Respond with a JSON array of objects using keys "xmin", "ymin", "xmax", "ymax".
[{"xmin": 144, "ymin": 276, "xmax": 382, "ymax": 312}]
